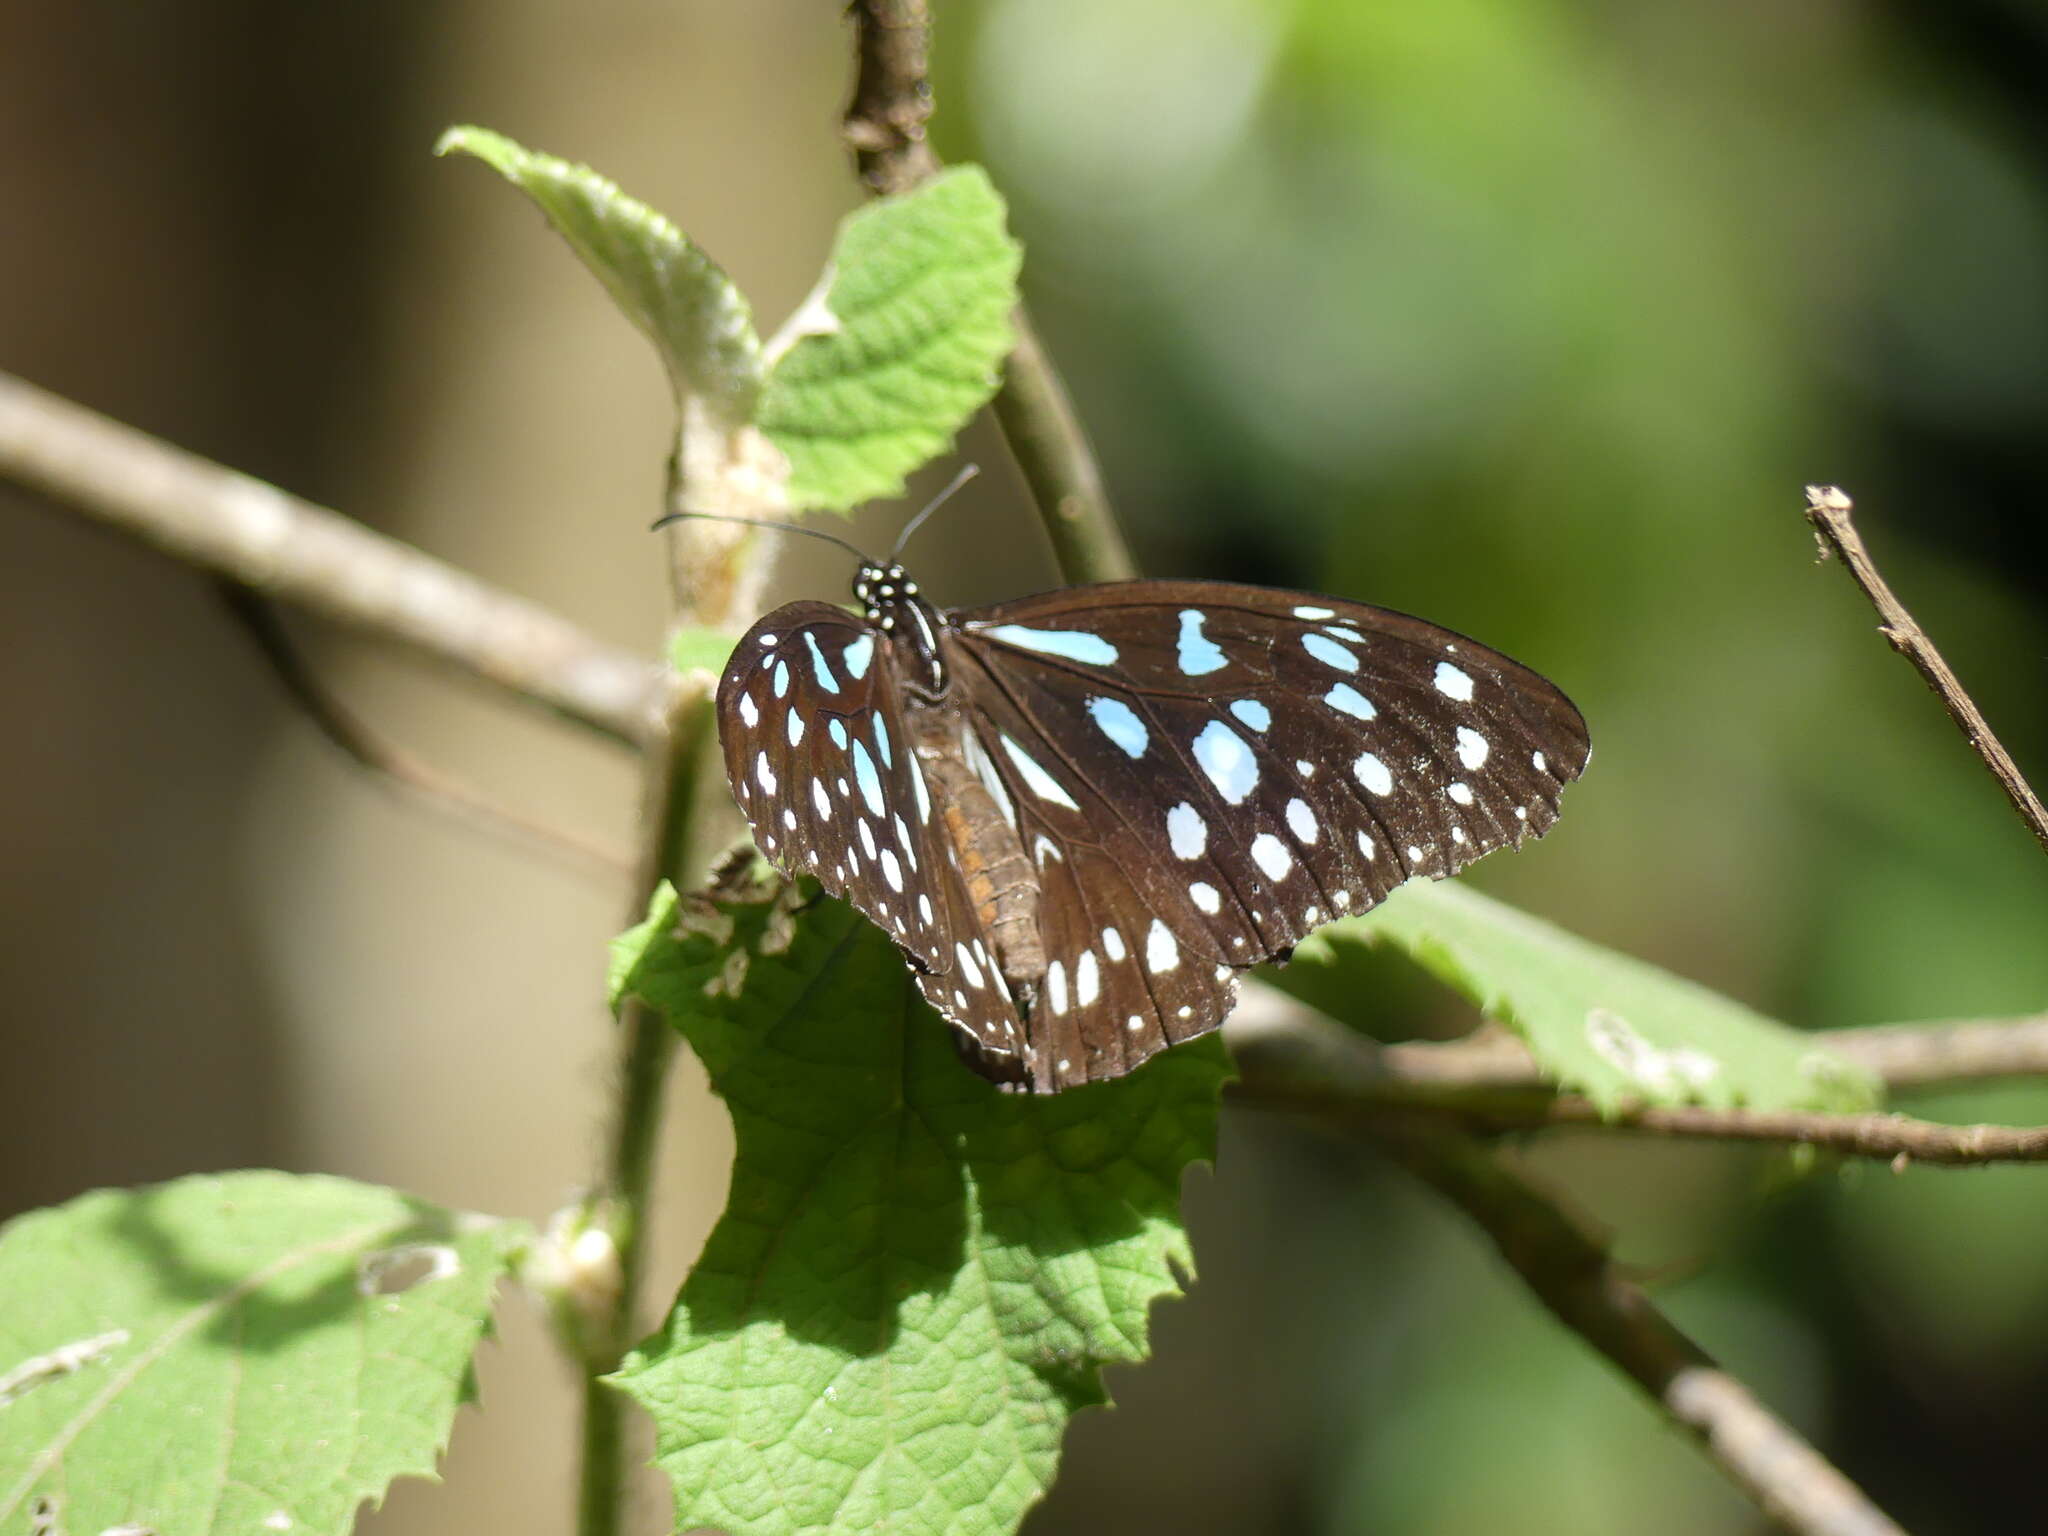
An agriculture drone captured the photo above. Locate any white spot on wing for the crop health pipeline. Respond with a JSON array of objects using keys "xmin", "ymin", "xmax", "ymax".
[
  {"xmin": 1145, "ymin": 920, "xmax": 1180, "ymax": 973},
  {"xmin": 956, "ymin": 942, "xmax": 985, "ymax": 989},
  {"xmin": 1076, "ymin": 951, "xmax": 1100, "ymax": 1007},
  {"xmin": 1192, "ymin": 720, "xmax": 1259, "ymax": 804},
  {"xmin": 1101, "ymin": 926, "xmax": 1126, "ymax": 961},
  {"xmin": 1190, "ymin": 881, "xmax": 1221, "ymax": 914},
  {"xmin": 754, "ymin": 752, "xmax": 776, "ymax": 793},
  {"xmin": 1456, "ymin": 726, "xmax": 1490, "ymax": 769},
  {"xmin": 1047, "ymin": 959, "xmax": 1069, "ymax": 1014},
  {"xmin": 1285, "ymin": 798, "xmax": 1318, "ymax": 843},
  {"xmin": 1353, "ymin": 753, "xmax": 1393, "ymax": 795},
  {"xmin": 1251, "ymin": 833, "xmax": 1293, "ymax": 880},
  {"xmin": 842, "ymin": 635, "xmax": 875, "ymax": 680},
  {"xmin": 1167, "ymin": 802, "xmax": 1208, "ymax": 859},
  {"xmin": 1434, "ymin": 661, "xmax": 1474, "ymax": 701},
  {"xmin": 1448, "ymin": 781, "xmax": 1474, "ymax": 805},
  {"xmin": 880, "ymin": 849, "xmax": 903, "ymax": 889},
  {"xmin": 787, "ymin": 710, "xmax": 804, "ymax": 746},
  {"xmin": 1293, "ymin": 605, "xmax": 1334, "ymax": 619},
  {"xmin": 738, "ymin": 693, "xmax": 759, "ymax": 727},
  {"xmin": 1000, "ymin": 734, "xmax": 1080, "ymax": 810}
]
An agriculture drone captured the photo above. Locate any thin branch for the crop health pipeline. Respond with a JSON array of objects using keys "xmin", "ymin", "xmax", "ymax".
[
  {"xmin": 1363, "ymin": 1115, "xmax": 1907, "ymax": 1536},
  {"xmin": 842, "ymin": 0, "xmax": 1137, "ymax": 584},
  {"xmin": 216, "ymin": 580, "xmax": 632, "ymax": 878},
  {"xmin": 0, "ymin": 369, "xmax": 670, "ymax": 749},
  {"xmin": 1229, "ymin": 983, "xmax": 2048, "ymax": 1096},
  {"xmin": 1825, "ymin": 1012, "xmax": 2048, "ymax": 1089},
  {"xmin": 1804, "ymin": 485, "xmax": 2048, "ymax": 860},
  {"xmin": 1535, "ymin": 1100, "xmax": 2048, "ymax": 1166},
  {"xmin": 843, "ymin": 0, "xmax": 939, "ymax": 196},
  {"xmin": 1227, "ymin": 992, "xmax": 2048, "ymax": 1165},
  {"xmin": 989, "ymin": 314, "xmax": 1135, "ymax": 584}
]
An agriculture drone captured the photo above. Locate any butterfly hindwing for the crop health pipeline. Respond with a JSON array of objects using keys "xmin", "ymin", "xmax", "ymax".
[{"xmin": 940, "ymin": 581, "xmax": 1589, "ymax": 1086}]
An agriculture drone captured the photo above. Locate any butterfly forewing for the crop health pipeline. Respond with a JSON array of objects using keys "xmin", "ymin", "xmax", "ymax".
[
  {"xmin": 718, "ymin": 570, "xmax": 1589, "ymax": 1095},
  {"xmin": 717, "ymin": 603, "xmax": 1036, "ymax": 1081}
]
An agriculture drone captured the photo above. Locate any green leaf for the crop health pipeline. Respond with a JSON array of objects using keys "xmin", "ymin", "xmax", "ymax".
[
  {"xmin": 667, "ymin": 625, "xmax": 738, "ymax": 681},
  {"xmin": 1298, "ymin": 880, "xmax": 1880, "ymax": 1114},
  {"xmin": 758, "ymin": 166, "xmax": 1022, "ymax": 511},
  {"xmin": 611, "ymin": 883, "xmax": 1227, "ymax": 1536},
  {"xmin": 0, "ymin": 1172, "xmax": 527, "ymax": 1535},
  {"xmin": 438, "ymin": 125, "xmax": 763, "ymax": 428}
]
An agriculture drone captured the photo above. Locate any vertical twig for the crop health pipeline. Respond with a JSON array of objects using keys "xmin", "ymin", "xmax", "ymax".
[
  {"xmin": 842, "ymin": 0, "xmax": 1136, "ymax": 585},
  {"xmin": 577, "ymin": 680, "xmax": 715, "ymax": 1536},
  {"xmin": 1803, "ymin": 485, "xmax": 2048, "ymax": 860}
]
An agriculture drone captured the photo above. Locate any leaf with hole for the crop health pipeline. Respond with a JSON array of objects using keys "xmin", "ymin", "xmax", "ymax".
[
  {"xmin": 1296, "ymin": 880, "xmax": 1881, "ymax": 1113},
  {"xmin": 0, "ymin": 1172, "xmax": 527, "ymax": 1536}
]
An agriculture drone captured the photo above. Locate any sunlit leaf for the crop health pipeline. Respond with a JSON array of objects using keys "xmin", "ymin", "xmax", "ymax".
[
  {"xmin": 758, "ymin": 167, "xmax": 1022, "ymax": 512},
  {"xmin": 1297, "ymin": 880, "xmax": 1880, "ymax": 1113},
  {"xmin": 0, "ymin": 1173, "xmax": 526, "ymax": 1536},
  {"xmin": 610, "ymin": 882, "xmax": 1227, "ymax": 1536},
  {"xmin": 438, "ymin": 125, "xmax": 762, "ymax": 428}
]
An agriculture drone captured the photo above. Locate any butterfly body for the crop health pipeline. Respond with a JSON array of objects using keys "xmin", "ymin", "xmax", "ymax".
[{"xmin": 718, "ymin": 559, "xmax": 1589, "ymax": 1093}]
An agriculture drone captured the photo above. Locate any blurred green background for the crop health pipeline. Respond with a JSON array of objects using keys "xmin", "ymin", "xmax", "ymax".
[{"xmin": 2, "ymin": 2, "xmax": 2044, "ymax": 1532}]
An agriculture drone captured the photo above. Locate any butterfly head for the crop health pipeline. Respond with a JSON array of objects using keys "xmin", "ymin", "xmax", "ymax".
[
  {"xmin": 853, "ymin": 559, "xmax": 948, "ymax": 695},
  {"xmin": 852, "ymin": 560, "xmax": 917, "ymax": 630}
]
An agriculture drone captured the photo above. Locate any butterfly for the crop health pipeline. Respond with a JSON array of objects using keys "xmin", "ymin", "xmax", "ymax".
[{"xmin": 715, "ymin": 539, "xmax": 1588, "ymax": 1093}]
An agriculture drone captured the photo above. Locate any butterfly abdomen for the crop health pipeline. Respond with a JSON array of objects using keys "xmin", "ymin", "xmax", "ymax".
[{"xmin": 909, "ymin": 708, "xmax": 1044, "ymax": 996}]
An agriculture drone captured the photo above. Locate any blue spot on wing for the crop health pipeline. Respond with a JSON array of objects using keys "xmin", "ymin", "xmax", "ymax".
[
  {"xmin": 842, "ymin": 635, "xmax": 875, "ymax": 680},
  {"xmin": 1176, "ymin": 610, "xmax": 1227, "ymax": 675},
  {"xmin": 1228, "ymin": 699, "xmax": 1271, "ymax": 732},
  {"xmin": 804, "ymin": 632, "xmax": 841, "ymax": 693},
  {"xmin": 851, "ymin": 740, "xmax": 884, "ymax": 814},
  {"xmin": 982, "ymin": 624, "xmax": 1120, "ymax": 665},
  {"xmin": 1302, "ymin": 633, "xmax": 1359, "ymax": 672},
  {"xmin": 1086, "ymin": 697, "xmax": 1150, "ymax": 758},
  {"xmin": 1324, "ymin": 683, "xmax": 1376, "ymax": 720},
  {"xmin": 1191, "ymin": 720, "xmax": 1258, "ymax": 804}
]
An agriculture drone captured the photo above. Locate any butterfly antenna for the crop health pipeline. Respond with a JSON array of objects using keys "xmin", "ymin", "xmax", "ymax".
[
  {"xmin": 649, "ymin": 509, "xmax": 870, "ymax": 563},
  {"xmin": 889, "ymin": 464, "xmax": 980, "ymax": 561}
]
